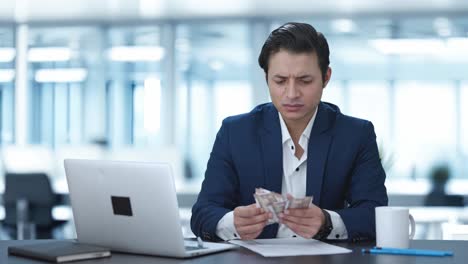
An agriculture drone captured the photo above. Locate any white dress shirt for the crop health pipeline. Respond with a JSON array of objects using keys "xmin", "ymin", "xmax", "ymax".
[{"xmin": 216, "ymin": 108, "xmax": 348, "ymax": 240}]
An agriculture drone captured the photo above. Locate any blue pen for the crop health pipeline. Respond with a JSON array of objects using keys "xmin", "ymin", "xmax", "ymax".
[{"xmin": 361, "ymin": 247, "xmax": 454, "ymax": 257}]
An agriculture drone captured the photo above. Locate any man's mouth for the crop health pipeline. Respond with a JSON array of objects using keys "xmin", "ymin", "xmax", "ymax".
[{"xmin": 283, "ymin": 104, "xmax": 304, "ymax": 112}]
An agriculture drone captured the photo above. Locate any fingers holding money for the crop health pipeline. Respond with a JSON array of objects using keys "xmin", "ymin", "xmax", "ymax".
[
  {"xmin": 253, "ymin": 188, "xmax": 314, "ymax": 226},
  {"xmin": 234, "ymin": 204, "xmax": 272, "ymax": 240},
  {"xmin": 234, "ymin": 204, "xmax": 262, "ymax": 217},
  {"xmin": 278, "ymin": 206, "xmax": 325, "ymax": 239},
  {"xmin": 279, "ymin": 219, "xmax": 320, "ymax": 238},
  {"xmin": 236, "ymin": 222, "xmax": 268, "ymax": 240},
  {"xmin": 235, "ymin": 211, "xmax": 271, "ymax": 226}
]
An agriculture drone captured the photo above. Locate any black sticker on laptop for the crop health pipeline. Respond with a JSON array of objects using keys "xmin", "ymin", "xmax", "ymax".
[{"xmin": 111, "ymin": 196, "xmax": 133, "ymax": 216}]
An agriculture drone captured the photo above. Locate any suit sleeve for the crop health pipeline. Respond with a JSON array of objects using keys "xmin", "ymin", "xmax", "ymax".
[
  {"xmin": 190, "ymin": 119, "xmax": 240, "ymax": 241},
  {"xmin": 335, "ymin": 121, "xmax": 388, "ymax": 241}
]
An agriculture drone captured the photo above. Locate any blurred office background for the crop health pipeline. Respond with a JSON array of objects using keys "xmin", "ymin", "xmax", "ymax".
[{"xmin": 1, "ymin": 0, "xmax": 468, "ymax": 240}]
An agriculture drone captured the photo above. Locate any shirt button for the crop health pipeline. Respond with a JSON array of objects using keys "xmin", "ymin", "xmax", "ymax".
[
  {"xmin": 292, "ymin": 235, "xmax": 297, "ymax": 238},
  {"xmin": 291, "ymin": 145, "xmax": 294, "ymax": 150},
  {"xmin": 336, "ymin": 234, "xmax": 340, "ymax": 239},
  {"xmin": 295, "ymin": 167, "xmax": 299, "ymax": 172},
  {"xmin": 234, "ymin": 233, "xmax": 238, "ymax": 237}
]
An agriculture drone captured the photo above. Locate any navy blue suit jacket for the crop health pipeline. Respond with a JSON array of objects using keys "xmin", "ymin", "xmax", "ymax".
[{"xmin": 191, "ymin": 102, "xmax": 388, "ymax": 242}]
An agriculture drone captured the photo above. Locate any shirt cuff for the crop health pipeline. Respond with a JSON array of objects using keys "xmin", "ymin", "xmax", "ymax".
[
  {"xmin": 215, "ymin": 211, "xmax": 241, "ymax": 241},
  {"xmin": 325, "ymin": 210, "xmax": 348, "ymax": 240}
]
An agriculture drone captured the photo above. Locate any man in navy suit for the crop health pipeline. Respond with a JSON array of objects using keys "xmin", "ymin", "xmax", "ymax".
[{"xmin": 191, "ymin": 22, "xmax": 388, "ymax": 242}]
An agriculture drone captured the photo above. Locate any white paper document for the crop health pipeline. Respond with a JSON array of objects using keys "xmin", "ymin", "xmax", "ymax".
[{"xmin": 229, "ymin": 237, "xmax": 352, "ymax": 257}]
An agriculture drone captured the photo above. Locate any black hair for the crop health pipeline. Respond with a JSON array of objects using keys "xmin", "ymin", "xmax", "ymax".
[{"xmin": 258, "ymin": 22, "xmax": 330, "ymax": 83}]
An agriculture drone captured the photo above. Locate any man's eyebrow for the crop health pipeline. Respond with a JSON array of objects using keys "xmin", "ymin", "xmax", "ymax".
[
  {"xmin": 272, "ymin": 74, "xmax": 314, "ymax": 79},
  {"xmin": 272, "ymin": 75, "xmax": 287, "ymax": 78},
  {"xmin": 297, "ymin": 74, "xmax": 313, "ymax": 79}
]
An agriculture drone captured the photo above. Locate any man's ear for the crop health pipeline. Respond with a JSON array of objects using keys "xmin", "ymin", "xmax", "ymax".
[{"xmin": 323, "ymin": 67, "xmax": 332, "ymax": 88}]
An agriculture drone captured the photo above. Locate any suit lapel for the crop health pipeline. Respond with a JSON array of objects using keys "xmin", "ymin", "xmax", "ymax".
[
  {"xmin": 306, "ymin": 103, "xmax": 334, "ymax": 206},
  {"xmin": 257, "ymin": 104, "xmax": 282, "ymax": 238},
  {"xmin": 259, "ymin": 105, "xmax": 283, "ymax": 194}
]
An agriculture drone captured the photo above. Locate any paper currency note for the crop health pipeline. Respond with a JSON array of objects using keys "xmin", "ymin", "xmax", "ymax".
[
  {"xmin": 287, "ymin": 196, "xmax": 313, "ymax": 209},
  {"xmin": 253, "ymin": 188, "xmax": 313, "ymax": 224}
]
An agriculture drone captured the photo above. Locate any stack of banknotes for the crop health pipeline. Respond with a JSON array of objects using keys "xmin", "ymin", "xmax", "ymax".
[{"xmin": 253, "ymin": 188, "xmax": 313, "ymax": 224}]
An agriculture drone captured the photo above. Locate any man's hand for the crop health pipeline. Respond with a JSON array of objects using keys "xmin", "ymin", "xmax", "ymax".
[
  {"xmin": 234, "ymin": 203, "xmax": 271, "ymax": 240},
  {"xmin": 278, "ymin": 203, "xmax": 325, "ymax": 239}
]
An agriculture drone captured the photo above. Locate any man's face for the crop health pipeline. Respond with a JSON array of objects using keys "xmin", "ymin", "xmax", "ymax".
[{"xmin": 267, "ymin": 49, "xmax": 331, "ymax": 127}]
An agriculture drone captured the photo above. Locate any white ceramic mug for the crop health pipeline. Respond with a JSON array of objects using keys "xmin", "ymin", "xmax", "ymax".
[{"xmin": 375, "ymin": 206, "xmax": 415, "ymax": 248}]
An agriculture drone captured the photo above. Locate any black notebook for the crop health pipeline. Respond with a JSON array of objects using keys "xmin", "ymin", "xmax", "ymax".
[{"xmin": 8, "ymin": 241, "xmax": 111, "ymax": 263}]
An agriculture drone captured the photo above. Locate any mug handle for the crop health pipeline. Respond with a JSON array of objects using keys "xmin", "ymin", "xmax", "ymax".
[{"xmin": 409, "ymin": 213, "xmax": 416, "ymax": 239}]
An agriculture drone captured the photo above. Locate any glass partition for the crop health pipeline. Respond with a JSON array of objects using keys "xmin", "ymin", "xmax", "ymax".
[
  {"xmin": 0, "ymin": 26, "xmax": 15, "ymax": 144},
  {"xmin": 175, "ymin": 22, "xmax": 253, "ymax": 179},
  {"xmin": 107, "ymin": 25, "xmax": 164, "ymax": 147},
  {"xmin": 2, "ymin": 15, "xmax": 468, "ymax": 182},
  {"xmin": 27, "ymin": 26, "xmax": 100, "ymax": 147}
]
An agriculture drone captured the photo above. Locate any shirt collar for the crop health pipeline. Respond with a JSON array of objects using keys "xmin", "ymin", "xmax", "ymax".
[{"xmin": 278, "ymin": 106, "xmax": 318, "ymax": 145}]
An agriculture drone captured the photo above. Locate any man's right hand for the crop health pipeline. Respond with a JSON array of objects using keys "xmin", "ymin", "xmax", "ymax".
[{"xmin": 233, "ymin": 203, "xmax": 271, "ymax": 240}]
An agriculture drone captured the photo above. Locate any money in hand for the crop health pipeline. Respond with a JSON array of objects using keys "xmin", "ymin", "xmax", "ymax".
[
  {"xmin": 253, "ymin": 188, "xmax": 313, "ymax": 224},
  {"xmin": 288, "ymin": 196, "xmax": 313, "ymax": 209}
]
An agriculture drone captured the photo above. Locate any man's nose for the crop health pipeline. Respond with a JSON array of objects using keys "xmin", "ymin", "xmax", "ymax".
[{"xmin": 286, "ymin": 80, "xmax": 300, "ymax": 99}]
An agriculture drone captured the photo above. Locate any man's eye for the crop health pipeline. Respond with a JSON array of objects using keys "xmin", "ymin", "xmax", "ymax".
[
  {"xmin": 300, "ymin": 79, "xmax": 312, "ymax": 84},
  {"xmin": 275, "ymin": 80, "xmax": 285, "ymax": 84}
]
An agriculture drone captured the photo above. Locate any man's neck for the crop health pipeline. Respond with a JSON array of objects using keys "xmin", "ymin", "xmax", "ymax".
[
  {"xmin": 283, "ymin": 119, "xmax": 308, "ymax": 160},
  {"xmin": 283, "ymin": 111, "xmax": 315, "ymax": 144},
  {"xmin": 285, "ymin": 121, "xmax": 307, "ymax": 144}
]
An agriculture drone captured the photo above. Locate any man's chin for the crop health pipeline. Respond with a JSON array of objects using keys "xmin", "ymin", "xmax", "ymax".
[{"xmin": 280, "ymin": 111, "xmax": 308, "ymax": 122}]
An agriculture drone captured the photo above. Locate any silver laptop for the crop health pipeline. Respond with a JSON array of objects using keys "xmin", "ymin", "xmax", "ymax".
[{"xmin": 64, "ymin": 159, "xmax": 237, "ymax": 258}]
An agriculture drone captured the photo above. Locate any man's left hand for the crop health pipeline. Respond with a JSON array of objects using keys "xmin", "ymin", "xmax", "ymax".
[{"xmin": 278, "ymin": 203, "xmax": 325, "ymax": 239}]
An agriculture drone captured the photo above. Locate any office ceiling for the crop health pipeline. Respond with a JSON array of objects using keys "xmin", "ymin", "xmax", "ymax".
[{"xmin": 1, "ymin": 0, "xmax": 468, "ymax": 22}]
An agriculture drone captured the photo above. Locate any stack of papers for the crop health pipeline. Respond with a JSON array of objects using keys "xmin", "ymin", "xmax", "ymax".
[{"xmin": 229, "ymin": 238, "xmax": 352, "ymax": 257}]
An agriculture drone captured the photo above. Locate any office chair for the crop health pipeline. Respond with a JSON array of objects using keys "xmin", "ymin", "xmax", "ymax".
[
  {"xmin": 424, "ymin": 165, "xmax": 464, "ymax": 207},
  {"xmin": 424, "ymin": 193, "xmax": 465, "ymax": 207},
  {"xmin": 2, "ymin": 172, "xmax": 65, "ymax": 239}
]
